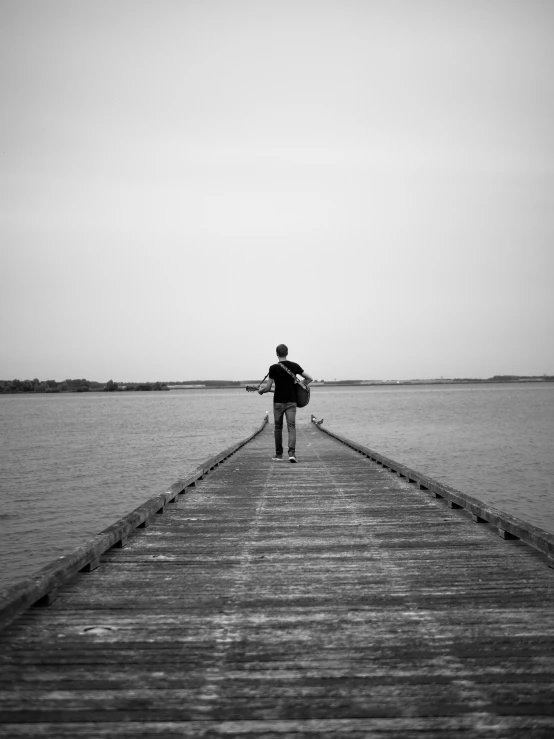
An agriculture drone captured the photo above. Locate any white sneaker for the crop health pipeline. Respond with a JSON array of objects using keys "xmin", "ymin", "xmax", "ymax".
[
  {"xmin": 272, "ymin": 456, "xmax": 284, "ymax": 461},
  {"xmin": 289, "ymin": 456, "xmax": 297, "ymax": 463}
]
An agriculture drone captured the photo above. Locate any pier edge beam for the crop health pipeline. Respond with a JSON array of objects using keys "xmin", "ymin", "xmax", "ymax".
[
  {"xmin": 0, "ymin": 414, "xmax": 270, "ymax": 634},
  {"xmin": 311, "ymin": 416, "xmax": 554, "ymax": 571}
]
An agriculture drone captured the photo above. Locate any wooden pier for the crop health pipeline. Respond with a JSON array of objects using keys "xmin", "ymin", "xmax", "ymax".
[{"xmin": 1, "ymin": 418, "xmax": 554, "ymax": 737}]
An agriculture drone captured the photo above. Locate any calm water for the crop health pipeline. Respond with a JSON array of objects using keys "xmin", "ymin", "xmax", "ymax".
[{"xmin": 1, "ymin": 384, "xmax": 553, "ymax": 590}]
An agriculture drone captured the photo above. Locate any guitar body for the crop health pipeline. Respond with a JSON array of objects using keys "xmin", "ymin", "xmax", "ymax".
[{"xmin": 294, "ymin": 383, "xmax": 310, "ymax": 408}]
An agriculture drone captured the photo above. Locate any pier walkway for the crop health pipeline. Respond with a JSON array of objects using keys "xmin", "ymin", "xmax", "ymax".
[{"xmin": 1, "ymin": 419, "xmax": 554, "ymax": 737}]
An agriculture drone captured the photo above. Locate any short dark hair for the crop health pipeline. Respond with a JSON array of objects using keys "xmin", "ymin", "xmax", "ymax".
[{"xmin": 276, "ymin": 344, "xmax": 288, "ymax": 357}]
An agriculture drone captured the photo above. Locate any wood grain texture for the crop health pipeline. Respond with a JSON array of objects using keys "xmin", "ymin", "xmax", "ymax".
[{"xmin": 1, "ymin": 422, "xmax": 553, "ymax": 738}]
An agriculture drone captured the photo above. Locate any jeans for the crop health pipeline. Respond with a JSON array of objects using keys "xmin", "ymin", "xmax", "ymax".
[{"xmin": 273, "ymin": 402, "xmax": 297, "ymax": 457}]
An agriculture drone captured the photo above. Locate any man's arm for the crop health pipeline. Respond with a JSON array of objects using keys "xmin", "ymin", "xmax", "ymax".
[
  {"xmin": 258, "ymin": 378, "xmax": 274, "ymax": 395},
  {"xmin": 300, "ymin": 371, "xmax": 313, "ymax": 385}
]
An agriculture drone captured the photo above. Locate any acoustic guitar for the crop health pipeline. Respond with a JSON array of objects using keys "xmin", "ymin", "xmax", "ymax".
[{"xmin": 245, "ymin": 382, "xmax": 310, "ymax": 408}]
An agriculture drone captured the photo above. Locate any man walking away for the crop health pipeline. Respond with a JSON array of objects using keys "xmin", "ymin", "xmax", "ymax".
[{"xmin": 258, "ymin": 344, "xmax": 313, "ymax": 463}]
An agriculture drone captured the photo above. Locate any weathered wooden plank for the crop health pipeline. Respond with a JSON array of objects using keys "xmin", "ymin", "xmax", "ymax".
[
  {"xmin": 0, "ymin": 422, "xmax": 553, "ymax": 736},
  {"xmin": 1, "ymin": 691, "xmax": 553, "ymax": 723},
  {"xmin": 2, "ymin": 666, "xmax": 554, "ymax": 691},
  {"xmin": 3, "ymin": 716, "xmax": 551, "ymax": 739}
]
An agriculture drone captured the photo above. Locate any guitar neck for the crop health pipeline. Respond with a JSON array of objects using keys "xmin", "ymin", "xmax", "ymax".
[{"xmin": 245, "ymin": 386, "xmax": 274, "ymax": 393}]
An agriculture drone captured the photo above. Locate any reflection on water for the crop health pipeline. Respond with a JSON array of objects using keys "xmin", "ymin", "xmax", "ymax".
[{"xmin": 1, "ymin": 383, "xmax": 553, "ymax": 589}]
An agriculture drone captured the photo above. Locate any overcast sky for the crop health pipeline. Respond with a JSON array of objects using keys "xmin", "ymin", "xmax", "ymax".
[{"xmin": 1, "ymin": 0, "xmax": 553, "ymax": 382}]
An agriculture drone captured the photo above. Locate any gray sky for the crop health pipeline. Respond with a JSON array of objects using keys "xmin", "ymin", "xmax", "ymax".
[{"xmin": 1, "ymin": 0, "xmax": 553, "ymax": 382}]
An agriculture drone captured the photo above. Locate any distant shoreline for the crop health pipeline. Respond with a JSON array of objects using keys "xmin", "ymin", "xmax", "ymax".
[
  {"xmin": 169, "ymin": 378, "xmax": 554, "ymax": 390},
  {"xmin": 1, "ymin": 376, "xmax": 552, "ymax": 395}
]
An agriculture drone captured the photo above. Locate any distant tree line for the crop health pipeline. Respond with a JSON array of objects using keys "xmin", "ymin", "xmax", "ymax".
[
  {"xmin": 0, "ymin": 378, "xmax": 168, "ymax": 394},
  {"xmin": 452, "ymin": 375, "xmax": 554, "ymax": 383},
  {"xmin": 104, "ymin": 380, "xmax": 168, "ymax": 392},
  {"xmin": 0, "ymin": 378, "xmax": 104, "ymax": 394}
]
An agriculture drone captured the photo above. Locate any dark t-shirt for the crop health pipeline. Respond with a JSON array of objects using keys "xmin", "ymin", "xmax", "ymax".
[{"xmin": 269, "ymin": 361, "xmax": 304, "ymax": 404}]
